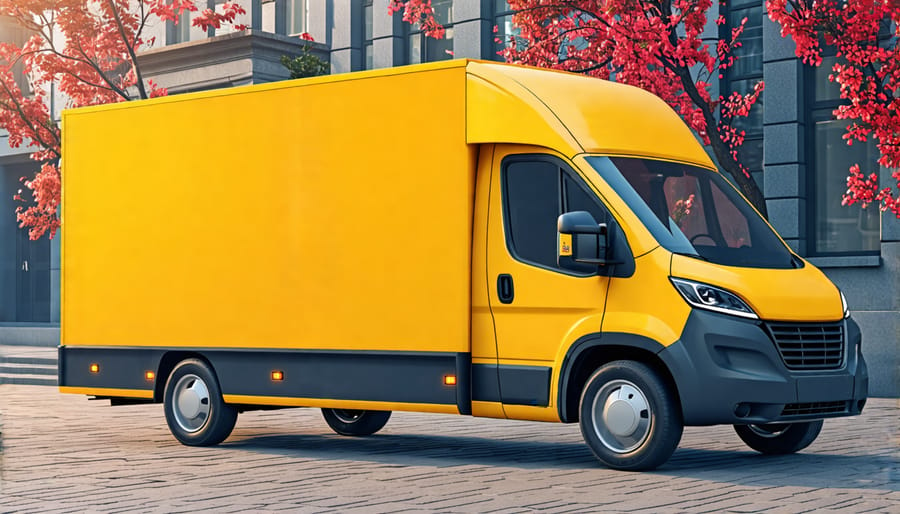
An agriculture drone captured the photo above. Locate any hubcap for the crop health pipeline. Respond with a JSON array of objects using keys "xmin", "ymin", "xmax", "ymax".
[
  {"xmin": 173, "ymin": 374, "xmax": 211, "ymax": 433},
  {"xmin": 748, "ymin": 423, "xmax": 790, "ymax": 438},
  {"xmin": 592, "ymin": 380, "xmax": 652, "ymax": 453},
  {"xmin": 333, "ymin": 409, "xmax": 363, "ymax": 424}
]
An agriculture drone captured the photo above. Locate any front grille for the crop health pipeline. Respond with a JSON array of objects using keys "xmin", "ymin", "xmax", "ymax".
[
  {"xmin": 782, "ymin": 401, "xmax": 848, "ymax": 417},
  {"xmin": 766, "ymin": 321, "xmax": 845, "ymax": 370}
]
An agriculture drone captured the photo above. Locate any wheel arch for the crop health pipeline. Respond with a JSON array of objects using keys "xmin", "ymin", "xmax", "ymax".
[
  {"xmin": 154, "ymin": 351, "xmax": 212, "ymax": 402},
  {"xmin": 557, "ymin": 333, "xmax": 681, "ymax": 423}
]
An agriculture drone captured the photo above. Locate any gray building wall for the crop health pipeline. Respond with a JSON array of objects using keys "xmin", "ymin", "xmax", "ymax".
[{"xmin": 1, "ymin": 1, "xmax": 896, "ymax": 395}]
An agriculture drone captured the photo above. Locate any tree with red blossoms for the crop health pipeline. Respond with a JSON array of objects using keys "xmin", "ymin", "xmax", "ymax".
[
  {"xmin": 768, "ymin": 0, "xmax": 900, "ymax": 218},
  {"xmin": 0, "ymin": 0, "xmax": 249, "ymax": 240},
  {"xmin": 390, "ymin": 0, "xmax": 768, "ymax": 216}
]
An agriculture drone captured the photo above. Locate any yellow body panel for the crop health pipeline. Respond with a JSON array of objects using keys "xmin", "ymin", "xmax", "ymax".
[
  {"xmin": 63, "ymin": 64, "xmax": 473, "ymax": 353},
  {"xmin": 58, "ymin": 386, "xmax": 154, "ymax": 399},
  {"xmin": 603, "ymin": 247, "xmax": 692, "ymax": 347},
  {"xmin": 222, "ymin": 395, "xmax": 460, "ymax": 414},
  {"xmin": 671, "ymin": 254, "xmax": 843, "ymax": 322},
  {"xmin": 465, "ymin": 62, "xmax": 714, "ymax": 168},
  {"xmin": 470, "ymin": 401, "xmax": 506, "ymax": 419}
]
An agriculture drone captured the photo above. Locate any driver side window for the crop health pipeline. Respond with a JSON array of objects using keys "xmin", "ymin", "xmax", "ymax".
[{"xmin": 502, "ymin": 156, "xmax": 611, "ymax": 273}]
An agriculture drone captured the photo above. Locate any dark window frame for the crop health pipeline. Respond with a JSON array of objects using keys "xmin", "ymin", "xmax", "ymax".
[{"xmin": 363, "ymin": 0, "xmax": 373, "ymax": 70}]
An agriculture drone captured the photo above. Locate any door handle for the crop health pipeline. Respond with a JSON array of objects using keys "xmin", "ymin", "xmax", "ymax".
[
  {"xmin": 22, "ymin": 260, "xmax": 28, "ymax": 272},
  {"xmin": 497, "ymin": 274, "xmax": 514, "ymax": 304}
]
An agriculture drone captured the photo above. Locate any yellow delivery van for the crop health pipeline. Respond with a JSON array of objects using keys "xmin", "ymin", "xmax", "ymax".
[{"xmin": 59, "ymin": 60, "xmax": 867, "ymax": 471}]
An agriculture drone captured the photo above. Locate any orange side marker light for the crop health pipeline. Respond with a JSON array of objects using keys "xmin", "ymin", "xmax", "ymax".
[
  {"xmin": 272, "ymin": 370, "xmax": 284, "ymax": 381},
  {"xmin": 89, "ymin": 363, "xmax": 100, "ymax": 373},
  {"xmin": 444, "ymin": 375, "xmax": 457, "ymax": 386},
  {"xmin": 145, "ymin": 371, "xmax": 155, "ymax": 381}
]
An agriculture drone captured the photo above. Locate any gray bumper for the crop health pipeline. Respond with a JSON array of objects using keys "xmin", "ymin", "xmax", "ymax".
[{"xmin": 659, "ymin": 310, "xmax": 868, "ymax": 426}]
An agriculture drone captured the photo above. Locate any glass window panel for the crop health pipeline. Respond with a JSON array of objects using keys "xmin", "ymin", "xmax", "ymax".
[
  {"xmin": 815, "ymin": 55, "xmax": 842, "ymax": 102},
  {"xmin": 663, "ymin": 176, "xmax": 710, "ymax": 242},
  {"xmin": 173, "ymin": 10, "xmax": 191, "ymax": 43},
  {"xmin": 563, "ymin": 175, "xmax": 609, "ymax": 274},
  {"xmin": 495, "ymin": 14, "xmax": 526, "ymax": 60},
  {"xmin": 813, "ymin": 119, "xmax": 881, "ymax": 254},
  {"xmin": 262, "ymin": 1, "xmax": 276, "ymax": 33},
  {"xmin": 737, "ymin": 138, "xmax": 763, "ymax": 173},
  {"xmin": 290, "ymin": 0, "xmax": 307, "ymax": 35},
  {"xmin": 504, "ymin": 162, "xmax": 560, "ymax": 269},
  {"xmin": 432, "ymin": 0, "xmax": 453, "ymax": 25},
  {"xmin": 710, "ymin": 181, "xmax": 752, "ymax": 248},
  {"xmin": 729, "ymin": 78, "xmax": 764, "ymax": 137},
  {"xmin": 730, "ymin": 6, "xmax": 763, "ymax": 78},
  {"xmin": 425, "ymin": 27, "xmax": 453, "ymax": 62},
  {"xmin": 365, "ymin": 43, "xmax": 373, "ymax": 70},
  {"xmin": 495, "ymin": 0, "xmax": 511, "ymax": 12},
  {"xmin": 408, "ymin": 32, "xmax": 422, "ymax": 64},
  {"xmin": 564, "ymin": 175, "xmax": 609, "ymax": 224},
  {"xmin": 364, "ymin": 4, "xmax": 373, "ymax": 40}
]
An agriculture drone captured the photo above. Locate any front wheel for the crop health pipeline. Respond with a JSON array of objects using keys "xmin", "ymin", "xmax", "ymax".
[
  {"xmin": 322, "ymin": 409, "xmax": 391, "ymax": 436},
  {"xmin": 734, "ymin": 421, "xmax": 823, "ymax": 454},
  {"xmin": 163, "ymin": 358, "xmax": 237, "ymax": 446},
  {"xmin": 579, "ymin": 361, "xmax": 683, "ymax": 471}
]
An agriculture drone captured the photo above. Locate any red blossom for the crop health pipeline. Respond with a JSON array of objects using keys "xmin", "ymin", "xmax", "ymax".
[{"xmin": 769, "ymin": 0, "xmax": 900, "ymax": 217}]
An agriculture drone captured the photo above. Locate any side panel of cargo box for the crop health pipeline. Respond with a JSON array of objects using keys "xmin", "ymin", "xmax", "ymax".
[{"xmin": 60, "ymin": 63, "xmax": 475, "ymax": 413}]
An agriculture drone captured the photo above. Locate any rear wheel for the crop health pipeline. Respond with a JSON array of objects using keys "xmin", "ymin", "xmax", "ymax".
[
  {"xmin": 322, "ymin": 409, "xmax": 391, "ymax": 436},
  {"xmin": 163, "ymin": 358, "xmax": 237, "ymax": 446},
  {"xmin": 579, "ymin": 360, "xmax": 683, "ymax": 471},
  {"xmin": 734, "ymin": 421, "xmax": 823, "ymax": 454}
]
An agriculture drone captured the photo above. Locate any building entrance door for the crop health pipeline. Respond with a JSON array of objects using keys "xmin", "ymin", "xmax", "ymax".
[{"xmin": 16, "ymin": 227, "xmax": 50, "ymax": 322}]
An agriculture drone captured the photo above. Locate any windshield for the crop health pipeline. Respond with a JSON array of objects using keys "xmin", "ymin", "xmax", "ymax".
[{"xmin": 587, "ymin": 156, "xmax": 795, "ymax": 269}]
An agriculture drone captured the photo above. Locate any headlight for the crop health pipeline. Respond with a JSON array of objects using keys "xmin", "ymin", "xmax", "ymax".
[
  {"xmin": 670, "ymin": 278, "xmax": 758, "ymax": 319},
  {"xmin": 841, "ymin": 291, "xmax": 850, "ymax": 319}
]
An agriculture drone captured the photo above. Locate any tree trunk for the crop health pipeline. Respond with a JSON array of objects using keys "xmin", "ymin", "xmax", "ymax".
[
  {"xmin": 667, "ymin": 66, "xmax": 769, "ymax": 219},
  {"xmin": 711, "ymin": 143, "xmax": 769, "ymax": 219}
]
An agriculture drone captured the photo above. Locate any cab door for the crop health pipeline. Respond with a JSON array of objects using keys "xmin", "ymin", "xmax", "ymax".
[{"xmin": 484, "ymin": 146, "xmax": 614, "ymax": 420}]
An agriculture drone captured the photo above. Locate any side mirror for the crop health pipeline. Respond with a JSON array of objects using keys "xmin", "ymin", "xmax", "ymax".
[{"xmin": 558, "ymin": 211, "xmax": 610, "ymax": 270}]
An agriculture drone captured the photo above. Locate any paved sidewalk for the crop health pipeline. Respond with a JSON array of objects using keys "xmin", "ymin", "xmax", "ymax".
[
  {"xmin": 0, "ymin": 344, "xmax": 57, "ymax": 361},
  {"xmin": 0, "ymin": 384, "xmax": 897, "ymax": 513},
  {"xmin": 0, "ymin": 345, "xmax": 57, "ymax": 386}
]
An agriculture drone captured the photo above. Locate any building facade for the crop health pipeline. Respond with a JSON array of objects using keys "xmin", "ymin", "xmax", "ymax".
[{"xmin": 0, "ymin": 0, "xmax": 896, "ymax": 395}]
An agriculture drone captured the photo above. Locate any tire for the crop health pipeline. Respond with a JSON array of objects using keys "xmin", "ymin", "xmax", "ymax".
[
  {"xmin": 734, "ymin": 420, "xmax": 823, "ymax": 455},
  {"xmin": 163, "ymin": 358, "xmax": 237, "ymax": 446},
  {"xmin": 579, "ymin": 360, "xmax": 683, "ymax": 471},
  {"xmin": 322, "ymin": 408, "xmax": 391, "ymax": 436}
]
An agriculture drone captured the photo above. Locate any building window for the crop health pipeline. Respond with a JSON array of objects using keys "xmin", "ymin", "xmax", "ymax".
[
  {"xmin": 288, "ymin": 0, "xmax": 308, "ymax": 36},
  {"xmin": 808, "ymin": 55, "xmax": 881, "ymax": 255},
  {"xmin": 364, "ymin": 0, "xmax": 373, "ymax": 69},
  {"xmin": 167, "ymin": 8, "xmax": 192, "ymax": 44},
  {"xmin": 722, "ymin": 0, "xmax": 764, "ymax": 178},
  {"xmin": 493, "ymin": 0, "xmax": 516, "ymax": 61},
  {"xmin": 407, "ymin": 0, "xmax": 453, "ymax": 64}
]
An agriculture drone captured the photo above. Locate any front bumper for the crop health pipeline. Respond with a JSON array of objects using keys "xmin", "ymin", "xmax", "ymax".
[{"xmin": 659, "ymin": 310, "xmax": 868, "ymax": 426}]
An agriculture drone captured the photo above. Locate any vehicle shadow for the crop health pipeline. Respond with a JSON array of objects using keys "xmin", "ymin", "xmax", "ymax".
[{"xmin": 221, "ymin": 432, "xmax": 898, "ymax": 491}]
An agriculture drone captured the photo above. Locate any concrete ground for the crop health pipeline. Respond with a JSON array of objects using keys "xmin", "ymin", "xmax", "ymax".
[{"xmin": 0, "ymin": 382, "xmax": 897, "ymax": 513}]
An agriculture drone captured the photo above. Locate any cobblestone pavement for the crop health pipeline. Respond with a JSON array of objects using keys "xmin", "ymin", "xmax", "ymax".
[{"xmin": 0, "ymin": 384, "xmax": 897, "ymax": 513}]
